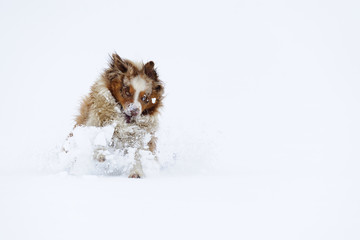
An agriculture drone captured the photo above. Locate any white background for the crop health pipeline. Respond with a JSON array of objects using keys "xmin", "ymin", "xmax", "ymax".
[{"xmin": 0, "ymin": 0, "xmax": 359, "ymax": 239}]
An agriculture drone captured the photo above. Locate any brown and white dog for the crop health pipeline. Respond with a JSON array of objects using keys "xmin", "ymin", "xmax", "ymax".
[{"xmin": 72, "ymin": 53, "xmax": 164, "ymax": 178}]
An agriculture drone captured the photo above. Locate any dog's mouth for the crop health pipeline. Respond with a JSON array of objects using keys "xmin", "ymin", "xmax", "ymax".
[
  {"xmin": 124, "ymin": 113, "xmax": 141, "ymax": 123},
  {"xmin": 124, "ymin": 114, "xmax": 133, "ymax": 123},
  {"xmin": 123, "ymin": 106, "xmax": 141, "ymax": 123},
  {"xmin": 119, "ymin": 104, "xmax": 136, "ymax": 123}
]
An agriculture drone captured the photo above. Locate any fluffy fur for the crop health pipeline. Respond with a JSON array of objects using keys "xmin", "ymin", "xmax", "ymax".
[{"xmin": 72, "ymin": 53, "xmax": 164, "ymax": 178}]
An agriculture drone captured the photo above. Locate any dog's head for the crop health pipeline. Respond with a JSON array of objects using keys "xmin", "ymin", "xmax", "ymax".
[{"xmin": 105, "ymin": 53, "xmax": 164, "ymax": 122}]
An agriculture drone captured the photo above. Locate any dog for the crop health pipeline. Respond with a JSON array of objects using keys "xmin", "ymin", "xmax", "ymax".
[{"xmin": 71, "ymin": 53, "xmax": 164, "ymax": 178}]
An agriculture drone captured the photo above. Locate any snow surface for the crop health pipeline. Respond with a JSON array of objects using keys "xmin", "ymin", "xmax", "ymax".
[{"xmin": 0, "ymin": 0, "xmax": 360, "ymax": 239}]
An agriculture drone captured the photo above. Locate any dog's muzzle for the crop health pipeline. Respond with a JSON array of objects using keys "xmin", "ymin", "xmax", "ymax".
[{"xmin": 124, "ymin": 103, "xmax": 141, "ymax": 118}]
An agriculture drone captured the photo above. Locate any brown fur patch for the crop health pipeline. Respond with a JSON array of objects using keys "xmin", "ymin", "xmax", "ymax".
[
  {"xmin": 147, "ymin": 136, "xmax": 157, "ymax": 154},
  {"xmin": 75, "ymin": 95, "xmax": 91, "ymax": 126}
]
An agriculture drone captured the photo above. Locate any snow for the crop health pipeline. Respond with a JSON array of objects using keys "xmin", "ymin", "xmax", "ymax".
[
  {"xmin": 51, "ymin": 124, "xmax": 160, "ymax": 177},
  {"xmin": 0, "ymin": 174, "xmax": 359, "ymax": 240},
  {"xmin": 0, "ymin": 0, "xmax": 360, "ymax": 239}
]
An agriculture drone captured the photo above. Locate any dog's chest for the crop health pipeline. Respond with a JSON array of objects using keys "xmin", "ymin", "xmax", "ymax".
[{"xmin": 111, "ymin": 119, "xmax": 152, "ymax": 149}]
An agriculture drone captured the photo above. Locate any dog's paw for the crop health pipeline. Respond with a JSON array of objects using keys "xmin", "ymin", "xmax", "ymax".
[
  {"xmin": 128, "ymin": 173, "xmax": 141, "ymax": 178},
  {"xmin": 128, "ymin": 171, "xmax": 143, "ymax": 178},
  {"xmin": 97, "ymin": 154, "xmax": 106, "ymax": 162},
  {"xmin": 93, "ymin": 147, "xmax": 108, "ymax": 162},
  {"xmin": 128, "ymin": 160, "xmax": 144, "ymax": 178}
]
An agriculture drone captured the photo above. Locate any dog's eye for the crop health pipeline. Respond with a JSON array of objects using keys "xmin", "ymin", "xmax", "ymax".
[
  {"xmin": 141, "ymin": 95, "xmax": 149, "ymax": 103},
  {"xmin": 124, "ymin": 88, "xmax": 131, "ymax": 96}
]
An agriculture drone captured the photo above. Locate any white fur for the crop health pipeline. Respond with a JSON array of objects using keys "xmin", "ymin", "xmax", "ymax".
[
  {"xmin": 132, "ymin": 61, "xmax": 144, "ymax": 70},
  {"xmin": 132, "ymin": 76, "xmax": 149, "ymax": 92},
  {"xmin": 130, "ymin": 76, "xmax": 150, "ymax": 113}
]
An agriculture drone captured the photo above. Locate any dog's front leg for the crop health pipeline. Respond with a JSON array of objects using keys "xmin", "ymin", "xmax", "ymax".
[
  {"xmin": 147, "ymin": 135, "xmax": 157, "ymax": 155},
  {"xmin": 147, "ymin": 134, "xmax": 159, "ymax": 163},
  {"xmin": 93, "ymin": 146, "xmax": 107, "ymax": 162},
  {"xmin": 128, "ymin": 150, "xmax": 144, "ymax": 178}
]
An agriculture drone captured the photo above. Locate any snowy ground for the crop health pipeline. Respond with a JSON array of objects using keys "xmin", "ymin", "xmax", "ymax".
[
  {"xmin": 1, "ymin": 174, "xmax": 359, "ymax": 240},
  {"xmin": 1, "ymin": 0, "xmax": 360, "ymax": 239}
]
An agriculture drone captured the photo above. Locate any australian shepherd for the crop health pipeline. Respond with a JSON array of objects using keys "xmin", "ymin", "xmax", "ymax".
[{"xmin": 71, "ymin": 53, "xmax": 164, "ymax": 178}]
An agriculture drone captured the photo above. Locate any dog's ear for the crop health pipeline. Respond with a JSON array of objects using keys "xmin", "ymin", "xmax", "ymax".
[
  {"xmin": 154, "ymin": 84, "xmax": 163, "ymax": 93},
  {"xmin": 111, "ymin": 53, "xmax": 128, "ymax": 73},
  {"xmin": 144, "ymin": 61, "xmax": 159, "ymax": 81}
]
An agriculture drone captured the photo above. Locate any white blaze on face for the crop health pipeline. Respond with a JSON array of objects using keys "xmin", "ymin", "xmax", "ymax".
[{"xmin": 127, "ymin": 76, "xmax": 150, "ymax": 115}]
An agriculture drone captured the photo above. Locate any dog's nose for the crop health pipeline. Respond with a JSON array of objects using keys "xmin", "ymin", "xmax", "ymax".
[
  {"xmin": 126, "ymin": 103, "xmax": 141, "ymax": 117},
  {"xmin": 130, "ymin": 108, "xmax": 139, "ymax": 116}
]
